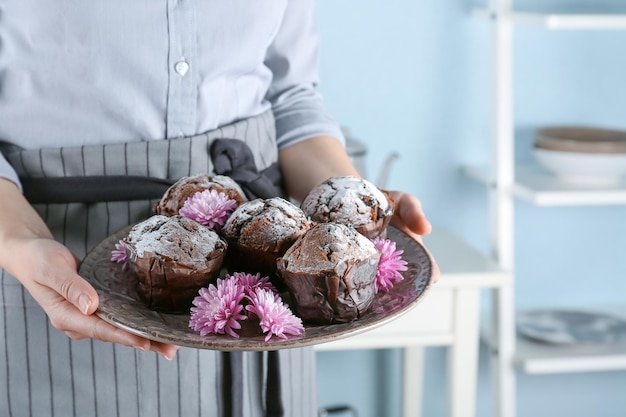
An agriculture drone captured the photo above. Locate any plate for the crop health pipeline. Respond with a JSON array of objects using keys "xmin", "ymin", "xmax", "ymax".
[
  {"xmin": 79, "ymin": 226, "xmax": 434, "ymax": 351},
  {"xmin": 533, "ymin": 148, "xmax": 626, "ymax": 185},
  {"xmin": 535, "ymin": 126, "xmax": 626, "ymax": 154},
  {"xmin": 517, "ymin": 309, "xmax": 626, "ymax": 345}
]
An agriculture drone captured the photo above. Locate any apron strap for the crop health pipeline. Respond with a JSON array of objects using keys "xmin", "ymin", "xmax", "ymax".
[
  {"xmin": 222, "ymin": 351, "xmax": 283, "ymax": 417},
  {"xmin": 265, "ymin": 351, "xmax": 284, "ymax": 417},
  {"xmin": 14, "ymin": 138, "xmax": 283, "ymax": 204},
  {"xmin": 20, "ymin": 175, "xmax": 177, "ymax": 204}
]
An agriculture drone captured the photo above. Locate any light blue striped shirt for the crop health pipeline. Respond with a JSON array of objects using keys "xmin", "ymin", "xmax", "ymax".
[{"xmin": 0, "ymin": 0, "xmax": 344, "ymax": 187}]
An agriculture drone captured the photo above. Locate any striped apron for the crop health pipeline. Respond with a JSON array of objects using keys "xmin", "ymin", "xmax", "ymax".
[{"xmin": 0, "ymin": 111, "xmax": 317, "ymax": 417}]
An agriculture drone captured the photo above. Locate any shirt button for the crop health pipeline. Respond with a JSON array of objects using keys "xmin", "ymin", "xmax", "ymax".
[{"xmin": 175, "ymin": 60, "xmax": 189, "ymax": 76}]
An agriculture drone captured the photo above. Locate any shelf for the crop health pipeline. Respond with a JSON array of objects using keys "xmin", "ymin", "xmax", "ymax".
[
  {"xmin": 473, "ymin": 8, "xmax": 626, "ymax": 30},
  {"xmin": 463, "ymin": 163, "xmax": 626, "ymax": 206},
  {"xmin": 483, "ymin": 305, "xmax": 626, "ymax": 374},
  {"xmin": 515, "ymin": 336, "xmax": 626, "ymax": 374},
  {"xmin": 470, "ymin": 1, "xmax": 626, "ymax": 414}
]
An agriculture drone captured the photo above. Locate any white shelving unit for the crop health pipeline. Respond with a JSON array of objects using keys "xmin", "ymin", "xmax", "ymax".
[
  {"xmin": 464, "ymin": 163, "xmax": 626, "ymax": 206},
  {"xmin": 469, "ymin": 2, "xmax": 626, "ymax": 417}
]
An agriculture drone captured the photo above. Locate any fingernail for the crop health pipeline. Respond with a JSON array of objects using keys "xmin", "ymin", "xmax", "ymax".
[
  {"xmin": 159, "ymin": 352, "xmax": 174, "ymax": 361},
  {"xmin": 78, "ymin": 294, "xmax": 92, "ymax": 315},
  {"xmin": 134, "ymin": 344, "xmax": 148, "ymax": 352}
]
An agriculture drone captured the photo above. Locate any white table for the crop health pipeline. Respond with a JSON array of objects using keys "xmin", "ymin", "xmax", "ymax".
[{"xmin": 315, "ymin": 227, "xmax": 512, "ymax": 417}]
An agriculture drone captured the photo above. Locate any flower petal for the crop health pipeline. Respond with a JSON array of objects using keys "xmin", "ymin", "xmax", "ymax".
[{"xmin": 179, "ymin": 189, "xmax": 238, "ymax": 229}]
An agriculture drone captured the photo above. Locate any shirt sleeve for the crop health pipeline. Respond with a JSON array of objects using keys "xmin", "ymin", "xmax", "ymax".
[
  {"xmin": 264, "ymin": 0, "xmax": 345, "ymax": 150},
  {"xmin": 0, "ymin": 153, "xmax": 22, "ymax": 191}
]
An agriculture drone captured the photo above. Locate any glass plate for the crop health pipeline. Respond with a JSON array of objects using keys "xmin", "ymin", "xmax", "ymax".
[{"xmin": 79, "ymin": 226, "xmax": 434, "ymax": 351}]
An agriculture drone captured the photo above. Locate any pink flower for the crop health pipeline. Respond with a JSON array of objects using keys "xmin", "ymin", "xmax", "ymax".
[
  {"xmin": 189, "ymin": 272, "xmax": 305, "ymax": 341},
  {"xmin": 230, "ymin": 272, "xmax": 277, "ymax": 298},
  {"xmin": 110, "ymin": 240, "xmax": 129, "ymax": 271},
  {"xmin": 372, "ymin": 238, "xmax": 408, "ymax": 293},
  {"xmin": 179, "ymin": 189, "xmax": 238, "ymax": 230},
  {"xmin": 189, "ymin": 276, "xmax": 247, "ymax": 338},
  {"xmin": 246, "ymin": 288, "xmax": 304, "ymax": 342}
]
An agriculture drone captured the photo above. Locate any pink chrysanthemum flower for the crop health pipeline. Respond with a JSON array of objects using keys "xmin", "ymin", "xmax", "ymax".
[
  {"xmin": 179, "ymin": 189, "xmax": 238, "ymax": 230},
  {"xmin": 246, "ymin": 288, "xmax": 304, "ymax": 342},
  {"xmin": 372, "ymin": 238, "xmax": 408, "ymax": 293},
  {"xmin": 189, "ymin": 277, "xmax": 247, "ymax": 338},
  {"xmin": 189, "ymin": 272, "xmax": 304, "ymax": 341},
  {"xmin": 230, "ymin": 272, "xmax": 278, "ymax": 298},
  {"xmin": 228, "ymin": 272, "xmax": 279, "ymax": 319},
  {"xmin": 110, "ymin": 240, "xmax": 129, "ymax": 271}
]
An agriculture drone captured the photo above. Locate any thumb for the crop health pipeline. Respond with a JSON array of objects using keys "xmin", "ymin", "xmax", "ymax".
[
  {"xmin": 73, "ymin": 279, "xmax": 99, "ymax": 315},
  {"xmin": 388, "ymin": 191, "xmax": 432, "ymax": 236},
  {"xmin": 43, "ymin": 248, "xmax": 100, "ymax": 315}
]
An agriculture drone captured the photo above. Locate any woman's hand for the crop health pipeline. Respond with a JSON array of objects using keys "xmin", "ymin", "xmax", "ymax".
[
  {"xmin": 0, "ymin": 178, "xmax": 178, "ymax": 359},
  {"xmin": 7, "ymin": 237, "xmax": 179, "ymax": 359},
  {"xmin": 278, "ymin": 137, "xmax": 440, "ymax": 282},
  {"xmin": 387, "ymin": 190, "xmax": 440, "ymax": 283}
]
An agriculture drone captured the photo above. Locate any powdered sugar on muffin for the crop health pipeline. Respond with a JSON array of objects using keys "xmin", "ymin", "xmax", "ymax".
[
  {"xmin": 124, "ymin": 215, "xmax": 227, "ymax": 312},
  {"xmin": 278, "ymin": 222, "xmax": 374, "ymax": 274},
  {"xmin": 222, "ymin": 197, "xmax": 312, "ymax": 252},
  {"xmin": 220, "ymin": 197, "xmax": 313, "ymax": 281},
  {"xmin": 126, "ymin": 215, "xmax": 223, "ymax": 262},
  {"xmin": 300, "ymin": 176, "xmax": 394, "ymax": 239}
]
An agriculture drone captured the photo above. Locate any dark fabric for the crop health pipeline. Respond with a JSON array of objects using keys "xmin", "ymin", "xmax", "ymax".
[
  {"xmin": 222, "ymin": 352, "xmax": 235, "ymax": 417},
  {"xmin": 266, "ymin": 351, "xmax": 284, "ymax": 417},
  {"xmin": 228, "ymin": 352, "xmax": 245, "ymax": 417},
  {"xmin": 223, "ymin": 350, "xmax": 283, "ymax": 417},
  {"xmin": 211, "ymin": 138, "xmax": 283, "ymax": 200},
  {"xmin": 20, "ymin": 175, "xmax": 177, "ymax": 204},
  {"xmin": 10, "ymin": 139, "xmax": 283, "ymax": 205}
]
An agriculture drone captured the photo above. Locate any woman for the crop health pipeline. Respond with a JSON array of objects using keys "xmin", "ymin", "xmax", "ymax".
[{"xmin": 0, "ymin": 1, "xmax": 433, "ymax": 416}]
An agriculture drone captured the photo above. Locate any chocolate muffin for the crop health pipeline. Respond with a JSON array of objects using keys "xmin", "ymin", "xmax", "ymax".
[
  {"xmin": 277, "ymin": 222, "xmax": 380, "ymax": 324},
  {"xmin": 220, "ymin": 197, "xmax": 313, "ymax": 279},
  {"xmin": 153, "ymin": 174, "xmax": 247, "ymax": 216},
  {"xmin": 300, "ymin": 176, "xmax": 394, "ymax": 239},
  {"xmin": 123, "ymin": 215, "xmax": 227, "ymax": 312}
]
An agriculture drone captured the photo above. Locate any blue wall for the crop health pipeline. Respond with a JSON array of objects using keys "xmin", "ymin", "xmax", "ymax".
[{"xmin": 314, "ymin": 1, "xmax": 626, "ymax": 416}]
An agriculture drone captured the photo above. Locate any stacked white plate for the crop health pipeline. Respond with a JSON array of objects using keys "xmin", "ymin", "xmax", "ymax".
[{"xmin": 534, "ymin": 126, "xmax": 626, "ymax": 185}]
